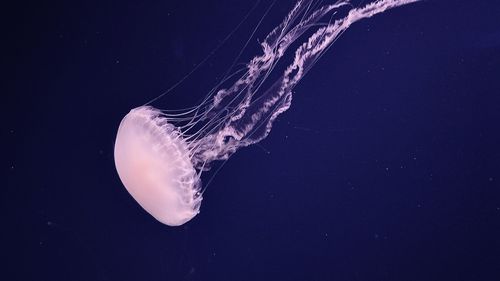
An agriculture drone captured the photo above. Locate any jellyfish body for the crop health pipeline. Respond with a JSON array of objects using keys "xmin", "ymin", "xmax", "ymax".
[
  {"xmin": 114, "ymin": 0, "xmax": 421, "ymax": 226},
  {"xmin": 114, "ymin": 107, "xmax": 202, "ymax": 226}
]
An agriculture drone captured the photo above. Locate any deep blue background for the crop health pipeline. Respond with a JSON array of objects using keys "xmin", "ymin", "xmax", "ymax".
[{"xmin": 4, "ymin": 0, "xmax": 500, "ymax": 280}]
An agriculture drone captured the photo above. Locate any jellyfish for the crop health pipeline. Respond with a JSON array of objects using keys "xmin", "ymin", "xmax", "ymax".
[{"xmin": 114, "ymin": 0, "xmax": 421, "ymax": 226}]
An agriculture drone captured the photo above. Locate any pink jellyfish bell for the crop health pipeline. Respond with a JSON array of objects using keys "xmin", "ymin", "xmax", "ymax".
[{"xmin": 114, "ymin": 107, "xmax": 202, "ymax": 226}]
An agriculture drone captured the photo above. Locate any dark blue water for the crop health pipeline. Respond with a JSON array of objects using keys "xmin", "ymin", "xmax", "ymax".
[{"xmin": 4, "ymin": 1, "xmax": 500, "ymax": 280}]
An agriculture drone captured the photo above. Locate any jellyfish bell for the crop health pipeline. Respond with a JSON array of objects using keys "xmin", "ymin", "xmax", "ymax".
[
  {"xmin": 114, "ymin": 106, "xmax": 202, "ymax": 226},
  {"xmin": 114, "ymin": 0, "xmax": 421, "ymax": 226}
]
